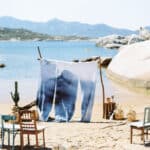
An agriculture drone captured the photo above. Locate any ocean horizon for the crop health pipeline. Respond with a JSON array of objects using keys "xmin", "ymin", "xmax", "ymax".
[{"xmin": 0, "ymin": 40, "xmax": 117, "ymax": 80}]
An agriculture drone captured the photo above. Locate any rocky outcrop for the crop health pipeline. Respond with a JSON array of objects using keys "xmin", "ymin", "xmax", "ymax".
[
  {"xmin": 96, "ymin": 27, "xmax": 150, "ymax": 49},
  {"xmin": 96, "ymin": 35, "xmax": 128, "ymax": 49},
  {"xmin": 127, "ymin": 34, "xmax": 144, "ymax": 45},
  {"xmin": 0, "ymin": 63, "xmax": 5, "ymax": 68},
  {"xmin": 139, "ymin": 27, "xmax": 150, "ymax": 40},
  {"xmin": 107, "ymin": 40, "xmax": 150, "ymax": 91}
]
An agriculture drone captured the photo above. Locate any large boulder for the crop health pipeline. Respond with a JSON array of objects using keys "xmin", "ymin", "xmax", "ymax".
[
  {"xmin": 107, "ymin": 40, "xmax": 150, "ymax": 90},
  {"xmin": 96, "ymin": 28, "xmax": 150, "ymax": 49},
  {"xmin": 139, "ymin": 27, "xmax": 150, "ymax": 40},
  {"xmin": 96, "ymin": 34, "xmax": 128, "ymax": 49},
  {"xmin": 126, "ymin": 34, "xmax": 144, "ymax": 45}
]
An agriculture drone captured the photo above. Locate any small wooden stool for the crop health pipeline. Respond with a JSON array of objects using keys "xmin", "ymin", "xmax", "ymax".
[{"xmin": 104, "ymin": 100, "xmax": 116, "ymax": 119}]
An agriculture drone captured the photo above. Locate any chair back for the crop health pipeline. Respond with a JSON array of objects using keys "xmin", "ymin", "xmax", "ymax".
[
  {"xmin": 143, "ymin": 107, "xmax": 150, "ymax": 126},
  {"xmin": 1, "ymin": 115, "xmax": 16, "ymax": 129},
  {"xmin": 19, "ymin": 110, "xmax": 37, "ymax": 131}
]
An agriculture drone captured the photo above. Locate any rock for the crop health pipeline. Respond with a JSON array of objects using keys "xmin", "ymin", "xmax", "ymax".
[
  {"xmin": 95, "ymin": 28, "xmax": 150, "ymax": 49},
  {"xmin": 104, "ymin": 43, "xmax": 122, "ymax": 49},
  {"xmin": 0, "ymin": 63, "xmax": 5, "ymax": 68},
  {"xmin": 139, "ymin": 27, "xmax": 150, "ymax": 40},
  {"xmin": 96, "ymin": 34, "xmax": 128, "ymax": 49},
  {"xmin": 107, "ymin": 40, "xmax": 150, "ymax": 90},
  {"xmin": 126, "ymin": 34, "xmax": 144, "ymax": 45},
  {"xmin": 101, "ymin": 57, "xmax": 112, "ymax": 67}
]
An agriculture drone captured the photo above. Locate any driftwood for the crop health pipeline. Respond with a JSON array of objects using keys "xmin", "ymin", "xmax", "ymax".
[
  {"xmin": 73, "ymin": 56, "xmax": 100, "ymax": 62},
  {"xmin": 19, "ymin": 100, "xmax": 36, "ymax": 110},
  {"xmin": 73, "ymin": 56, "xmax": 112, "ymax": 67}
]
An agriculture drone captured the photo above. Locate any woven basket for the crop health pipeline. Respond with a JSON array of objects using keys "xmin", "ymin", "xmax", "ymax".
[
  {"xmin": 114, "ymin": 108, "xmax": 124, "ymax": 120},
  {"xmin": 127, "ymin": 110, "xmax": 136, "ymax": 122}
]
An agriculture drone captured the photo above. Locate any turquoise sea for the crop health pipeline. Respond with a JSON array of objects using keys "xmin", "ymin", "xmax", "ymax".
[
  {"xmin": 0, "ymin": 41, "xmax": 117, "ymax": 80},
  {"xmin": 0, "ymin": 40, "xmax": 118, "ymax": 103}
]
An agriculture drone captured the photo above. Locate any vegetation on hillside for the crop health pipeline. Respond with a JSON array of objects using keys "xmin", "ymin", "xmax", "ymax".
[
  {"xmin": 0, "ymin": 27, "xmax": 89, "ymax": 41},
  {"xmin": 0, "ymin": 27, "xmax": 54, "ymax": 40}
]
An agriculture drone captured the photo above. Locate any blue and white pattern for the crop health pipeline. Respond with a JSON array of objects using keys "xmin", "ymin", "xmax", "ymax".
[{"xmin": 36, "ymin": 59, "xmax": 98, "ymax": 122}]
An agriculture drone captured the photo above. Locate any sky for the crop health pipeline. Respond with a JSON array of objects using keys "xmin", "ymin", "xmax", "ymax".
[{"xmin": 0, "ymin": 0, "xmax": 150, "ymax": 30}]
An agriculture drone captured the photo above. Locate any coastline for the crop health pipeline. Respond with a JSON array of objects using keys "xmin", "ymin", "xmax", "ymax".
[{"xmin": 0, "ymin": 41, "xmax": 150, "ymax": 149}]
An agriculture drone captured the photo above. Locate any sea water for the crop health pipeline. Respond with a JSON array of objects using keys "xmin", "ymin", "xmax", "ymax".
[
  {"xmin": 0, "ymin": 40, "xmax": 118, "ymax": 103},
  {"xmin": 0, "ymin": 41, "xmax": 117, "ymax": 80}
]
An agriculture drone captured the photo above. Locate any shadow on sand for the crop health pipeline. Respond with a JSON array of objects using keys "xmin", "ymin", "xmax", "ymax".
[{"xmin": 1, "ymin": 145, "xmax": 52, "ymax": 150}]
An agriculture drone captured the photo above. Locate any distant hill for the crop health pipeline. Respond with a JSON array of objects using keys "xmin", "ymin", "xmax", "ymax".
[
  {"xmin": 0, "ymin": 27, "xmax": 52, "ymax": 41},
  {"xmin": 0, "ymin": 27, "xmax": 89, "ymax": 41},
  {"xmin": 0, "ymin": 16, "xmax": 136, "ymax": 37}
]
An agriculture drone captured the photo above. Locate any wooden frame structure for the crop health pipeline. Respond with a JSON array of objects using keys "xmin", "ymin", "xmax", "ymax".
[
  {"xmin": 20, "ymin": 47, "xmax": 107, "ymax": 119},
  {"xmin": 37, "ymin": 47, "xmax": 106, "ymax": 119}
]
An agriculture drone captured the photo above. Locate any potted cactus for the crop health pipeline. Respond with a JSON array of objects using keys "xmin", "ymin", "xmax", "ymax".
[
  {"xmin": 11, "ymin": 81, "xmax": 20, "ymax": 107},
  {"xmin": 10, "ymin": 81, "xmax": 20, "ymax": 123}
]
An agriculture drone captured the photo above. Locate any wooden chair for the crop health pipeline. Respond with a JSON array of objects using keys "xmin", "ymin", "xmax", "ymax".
[
  {"xmin": 19, "ymin": 110, "xmax": 46, "ymax": 150},
  {"xmin": 130, "ymin": 107, "xmax": 150, "ymax": 144},
  {"xmin": 0, "ymin": 115, "xmax": 19, "ymax": 150}
]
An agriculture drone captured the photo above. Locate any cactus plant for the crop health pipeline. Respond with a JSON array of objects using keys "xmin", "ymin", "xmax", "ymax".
[{"xmin": 10, "ymin": 81, "xmax": 20, "ymax": 107}]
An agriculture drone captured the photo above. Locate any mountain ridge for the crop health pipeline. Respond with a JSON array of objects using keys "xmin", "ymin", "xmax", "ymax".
[{"xmin": 0, "ymin": 16, "xmax": 136, "ymax": 37}]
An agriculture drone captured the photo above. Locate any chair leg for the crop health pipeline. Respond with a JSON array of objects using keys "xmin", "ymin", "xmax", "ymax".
[
  {"xmin": 43, "ymin": 130, "xmax": 45, "ymax": 148},
  {"xmin": 20, "ymin": 134, "xmax": 24, "ymax": 150},
  {"xmin": 1, "ymin": 130, "xmax": 4, "ymax": 146},
  {"xmin": 35, "ymin": 134, "xmax": 39, "ymax": 147},
  {"xmin": 27, "ymin": 134, "xmax": 30, "ymax": 145},
  {"xmin": 146, "ymin": 129, "xmax": 148, "ymax": 140},
  {"xmin": 8, "ymin": 131, "xmax": 10, "ymax": 146},
  {"xmin": 12, "ymin": 130, "xmax": 15, "ymax": 150},
  {"xmin": 141, "ymin": 128, "xmax": 144, "ymax": 143},
  {"xmin": 130, "ymin": 127, "xmax": 133, "ymax": 144}
]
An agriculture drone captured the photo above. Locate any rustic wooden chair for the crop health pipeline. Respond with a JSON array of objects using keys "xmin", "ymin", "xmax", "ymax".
[
  {"xmin": 19, "ymin": 110, "xmax": 46, "ymax": 150},
  {"xmin": 130, "ymin": 107, "xmax": 150, "ymax": 144}
]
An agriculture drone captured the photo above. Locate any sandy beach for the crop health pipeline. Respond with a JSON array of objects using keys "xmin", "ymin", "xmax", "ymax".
[{"xmin": 0, "ymin": 78, "xmax": 150, "ymax": 150}]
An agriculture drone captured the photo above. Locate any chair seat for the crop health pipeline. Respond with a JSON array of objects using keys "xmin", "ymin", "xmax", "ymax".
[
  {"xmin": 0, "ymin": 123, "xmax": 20, "ymax": 131},
  {"xmin": 130, "ymin": 107, "xmax": 150, "ymax": 144},
  {"xmin": 130, "ymin": 121, "xmax": 150, "ymax": 128}
]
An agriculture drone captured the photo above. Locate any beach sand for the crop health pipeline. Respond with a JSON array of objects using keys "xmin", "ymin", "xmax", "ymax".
[{"xmin": 0, "ymin": 79, "xmax": 150, "ymax": 150}]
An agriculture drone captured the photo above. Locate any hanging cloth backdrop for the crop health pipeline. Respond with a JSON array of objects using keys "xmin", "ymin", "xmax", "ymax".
[{"xmin": 36, "ymin": 59, "xmax": 98, "ymax": 122}]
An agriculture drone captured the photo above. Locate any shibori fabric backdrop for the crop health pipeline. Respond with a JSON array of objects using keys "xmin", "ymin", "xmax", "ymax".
[{"xmin": 36, "ymin": 59, "xmax": 99, "ymax": 122}]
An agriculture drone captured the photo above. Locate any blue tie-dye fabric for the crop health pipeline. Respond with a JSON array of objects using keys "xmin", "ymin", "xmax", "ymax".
[
  {"xmin": 80, "ymin": 80, "xmax": 96, "ymax": 122},
  {"xmin": 36, "ymin": 59, "xmax": 98, "ymax": 122},
  {"xmin": 55, "ymin": 70, "xmax": 78, "ymax": 122}
]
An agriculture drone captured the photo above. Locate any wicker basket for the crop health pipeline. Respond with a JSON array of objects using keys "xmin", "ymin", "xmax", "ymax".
[
  {"xmin": 127, "ymin": 110, "xmax": 136, "ymax": 122},
  {"xmin": 114, "ymin": 108, "xmax": 124, "ymax": 120}
]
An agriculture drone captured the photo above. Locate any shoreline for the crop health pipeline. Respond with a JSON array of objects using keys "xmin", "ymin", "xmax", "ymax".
[
  {"xmin": 1, "ymin": 78, "xmax": 150, "ymax": 116},
  {"xmin": 1, "ymin": 78, "xmax": 150, "ymax": 149}
]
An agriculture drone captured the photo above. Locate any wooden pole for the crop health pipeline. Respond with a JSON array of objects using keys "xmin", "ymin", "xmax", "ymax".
[
  {"xmin": 99, "ymin": 57, "xmax": 105, "ymax": 118},
  {"xmin": 19, "ymin": 101, "xmax": 36, "ymax": 110},
  {"xmin": 37, "ymin": 46, "xmax": 42, "ymax": 59}
]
